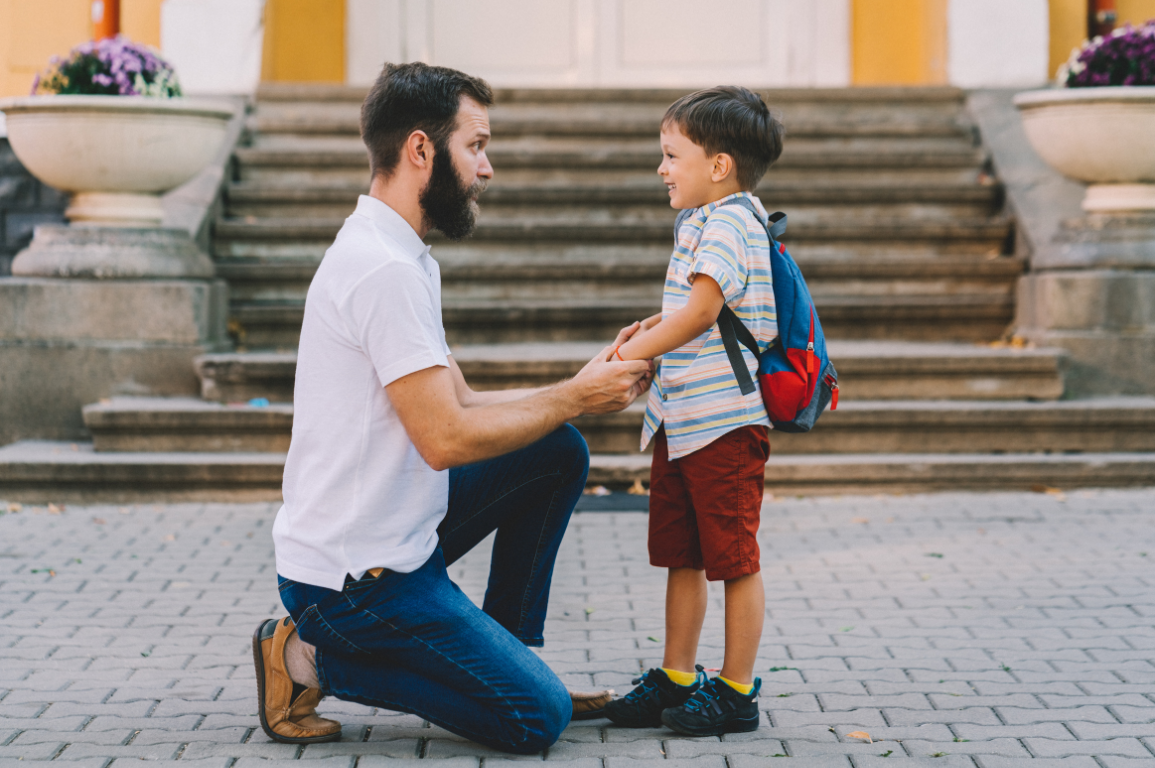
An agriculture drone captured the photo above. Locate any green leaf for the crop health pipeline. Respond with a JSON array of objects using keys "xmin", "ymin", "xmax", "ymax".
[
  {"xmin": 768, "ymin": 666, "xmax": 799, "ymax": 672},
  {"xmin": 926, "ymin": 553, "xmax": 944, "ymax": 558},
  {"xmin": 647, "ymin": 636, "xmax": 661, "ymax": 642},
  {"xmin": 776, "ymin": 692, "xmax": 792, "ymax": 697},
  {"xmin": 880, "ymin": 750, "xmax": 893, "ymax": 757}
]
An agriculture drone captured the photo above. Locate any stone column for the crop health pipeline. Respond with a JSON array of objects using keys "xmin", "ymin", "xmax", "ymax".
[
  {"xmin": 0, "ymin": 224, "xmax": 229, "ymax": 445},
  {"xmin": 1015, "ymin": 215, "xmax": 1155, "ymax": 395}
]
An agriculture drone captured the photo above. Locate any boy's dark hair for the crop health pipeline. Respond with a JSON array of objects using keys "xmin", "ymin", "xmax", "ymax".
[
  {"xmin": 662, "ymin": 86, "xmax": 784, "ymax": 190},
  {"xmin": 361, "ymin": 62, "xmax": 494, "ymax": 179}
]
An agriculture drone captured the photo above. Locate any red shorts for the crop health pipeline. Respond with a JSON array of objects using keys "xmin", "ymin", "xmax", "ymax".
[{"xmin": 648, "ymin": 425, "xmax": 770, "ymax": 581}]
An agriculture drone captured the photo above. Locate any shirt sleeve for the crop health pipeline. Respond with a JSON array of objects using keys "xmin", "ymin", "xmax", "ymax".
[
  {"xmin": 341, "ymin": 261, "xmax": 449, "ymax": 388},
  {"xmin": 688, "ymin": 210, "xmax": 750, "ymax": 304}
]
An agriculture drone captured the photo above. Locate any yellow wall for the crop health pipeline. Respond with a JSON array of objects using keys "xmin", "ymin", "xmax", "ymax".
[
  {"xmin": 851, "ymin": 0, "xmax": 948, "ymax": 85},
  {"xmin": 1050, "ymin": 0, "xmax": 1155, "ymax": 79},
  {"xmin": 0, "ymin": 0, "xmax": 162, "ymax": 97},
  {"xmin": 122, "ymin": 0, "xmax": 163, "ymax": 49},
  {"xmin": 262, "ymin": 0, "xmax": 345, "ymax": 83}
]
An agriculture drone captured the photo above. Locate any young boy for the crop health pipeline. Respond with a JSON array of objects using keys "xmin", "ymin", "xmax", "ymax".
[{"xmin": 602, "ymin": 86, "xmax": 784, "ymax": 736}]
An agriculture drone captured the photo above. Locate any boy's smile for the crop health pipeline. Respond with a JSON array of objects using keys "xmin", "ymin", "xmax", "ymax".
[{"xmin": 658, "ymin": 123, "xmax": 741, "ymax": 210}]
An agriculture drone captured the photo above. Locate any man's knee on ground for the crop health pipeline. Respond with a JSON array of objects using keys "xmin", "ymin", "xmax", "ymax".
[{"xmin": 500, "ymin": 675, "xmax": 571, "ymax": 754}]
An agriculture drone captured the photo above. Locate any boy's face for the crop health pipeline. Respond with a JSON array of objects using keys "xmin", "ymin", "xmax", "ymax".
[{"xmin": 658, "ymin": 122, "xmax": 730, "ymax": 210}]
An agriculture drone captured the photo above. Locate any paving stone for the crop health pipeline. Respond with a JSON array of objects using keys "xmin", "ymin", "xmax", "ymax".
[
  {"xmin": 901, "ymin": 738, "xmax": 1031, "ymax": 757},
  {"xmin": 975, "ymin": 759, "xmax": 1101, "ymax": 768},
  {"xmin": 664, "ymin": 736, "xmax": 785, "ymax": 758},
  {"xmin": 603, "ymin": 758, "xmax": 726, "ymax": 768},
  {"xmin": 855, "ymin": 758, "xmax": 977, "ymax": 768},
  {"xmin": 1023, "ymin": 737, "xmax": 1154, "ymax": 758}
]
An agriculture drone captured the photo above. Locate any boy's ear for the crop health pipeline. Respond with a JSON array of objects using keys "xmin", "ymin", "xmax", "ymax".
[{"xmin": 710, "ymin": 153, "xmax": 735, "ymax": 183}]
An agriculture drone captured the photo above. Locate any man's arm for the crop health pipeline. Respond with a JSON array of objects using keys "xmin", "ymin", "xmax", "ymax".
[
  {"xmin": 388, "ymin": 326, "xmax": 652, "ymax": 471},
  {"xmin": 447, "ymin": 357, "xmax": 545, "ymax": 407}
]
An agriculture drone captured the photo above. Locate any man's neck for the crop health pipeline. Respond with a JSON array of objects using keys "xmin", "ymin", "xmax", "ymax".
[{"xmin": 368, "ymin": 173, "xmax": 428, "ymax": 239}]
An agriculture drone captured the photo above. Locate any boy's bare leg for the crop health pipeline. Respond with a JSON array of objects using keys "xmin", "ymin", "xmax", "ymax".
[
  {"xmin": 719, "ymin": 571, "xmax": 765, "ymax": 685},
  {"xmin": 661, "ymin": 567, "xmax": 708, "ymax": 672}
]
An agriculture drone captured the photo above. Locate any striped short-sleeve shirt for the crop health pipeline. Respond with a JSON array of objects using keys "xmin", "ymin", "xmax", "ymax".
[{"xmin": 641, "ymin": 192, "xmax": 778, "ymax": 459}]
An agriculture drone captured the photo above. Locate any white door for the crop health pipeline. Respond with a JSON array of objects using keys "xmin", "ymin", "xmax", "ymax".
[{"xmin": 346, "ymin": 0, "xmax": 850, "ymax": 88}]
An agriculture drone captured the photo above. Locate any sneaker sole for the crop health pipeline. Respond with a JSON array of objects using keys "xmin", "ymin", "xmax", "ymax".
[
  {"xmin": 660, "ymin": 709, "xmax": 760, "ymax": 737},
  {"xmin": 251, "ymin": 618, "xmax": 341, "ymax": 744}
]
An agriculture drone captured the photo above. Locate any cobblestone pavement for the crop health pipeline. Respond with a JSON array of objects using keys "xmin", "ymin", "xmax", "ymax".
[{"xmin": 2, "ymin": 489, "xmax": 1155, "ymax": 768}]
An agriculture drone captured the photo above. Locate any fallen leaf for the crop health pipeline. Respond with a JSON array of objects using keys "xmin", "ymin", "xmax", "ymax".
[
  {"xmin": 220, "ymin": 540, "xmax": 230, "ymax": 546},
  {"xmin": 163, "ymin": 534, "xmax": 175, "ymax": 541},
  {"xmin": 851, "ymin": 517, "xmax": 870, "ymax": 524},
  {"xmin": 7, "ymin": 503, "xmax": 22, "ymax": 513},
  {"xmin": 119, "ymin": 507, "xmax": 131, "ymax": 514},
  {"xmin": 925, "ymin": 552, "xmax": 944, "ymax": 558},
  {"xmin": 839, "ymin": 626, "xmax": 855, "ymax": 632},
  {"xmin": 705, "ymin": 667, "xmax": 721, "ymax": 672},
  {"xmin": 584, "ymin": 485, "xmax": 611, "ymax": 497},
  {"xmin": 70, "ymin": 444, "xmax": 79, "ymax": 451},
  {"xmin": 583, "ymin": 607, "xmax": 595, "ymax": 615},
  {"xmin": 646, "ymin": 636, "xmax": 661, "ymax": 642},
  {"xmin": 92, "ymin": 518, "xmax": 106, "ymax": 525},
  {"xmin": 768, "ymin": 666, "xmax": 799, "ymax": 672},
  {"xmin": 627, "ymin": 479, "xmax": 648, "ymax": 496},
  {"xmin": 879, "ymin": 750, "xmax": 894, "ymax": 757},
  {"xmin": 776, "ymin": 692, "xmax": 792, "ymax": 697},
  {"xmin": 47, "ymin": 504, "xmax": 63, "ymax": 514},
  {"xmin": 846, "ymin": 731, "xmax": 873, "ymax": 743}
]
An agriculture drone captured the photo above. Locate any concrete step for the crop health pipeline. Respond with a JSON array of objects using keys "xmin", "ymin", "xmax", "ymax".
[
  {"xmin": 214, "ymin": 251, "xmax": 1025, "ymax": 305},
  {"xmin": 214, "ymin": 216, "xmax": 1012, "ymax": 247},
  {"xmin": 575, "ymin": 397, "xmax": 1155, "ymax": 455},
  {"xmin": 81, "ymin": 396, "xmax": 1155, "ymax": 457},
  {"xmin": 195, "ymin": 341, "xmax": 1066, "ymax": 404},
  {"xmin": 254, "ymin": 84, "xmax": 969, "ymax": 106},
  {"xmin": 225, "ymin": 179, "xmax": 1002, "ymax": 220},
  {"xmin": 234, "ymin": 137, "xmax": 986, "ymax": 183},
  {"xmin": 228, "ymin": 292, "xmax": 1015, "ymax": 349},
  {"xmin": 587, "ymin": 452, "xmax": 1155, "ymax": 496},
  {"xmin": 5, "ymin": 440, "xmax": 1153, "ymax": 502},
  {"xmin": 0, "ymin": 440, "xmax": 285, "ymax": 503},
  {"xmin": 250, "ymin": 100, "xmax": 974, "ymax": 140}
]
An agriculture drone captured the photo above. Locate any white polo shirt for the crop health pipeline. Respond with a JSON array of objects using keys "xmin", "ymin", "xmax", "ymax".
[{"xmin": 273, "ymin": 195, "xmax": 452, "ymax": 591}]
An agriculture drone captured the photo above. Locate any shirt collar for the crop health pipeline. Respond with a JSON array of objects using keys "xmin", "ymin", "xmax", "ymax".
[
  {"xmin": 353, "ymin": 195, "xmax": 430, "ymax": 259},
  {"xmin": 693, "ymin": 191, "xmax": 768, "ymax": 223}
]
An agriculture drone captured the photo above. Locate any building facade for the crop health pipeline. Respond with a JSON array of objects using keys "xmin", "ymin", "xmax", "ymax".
[{"xmin": 2, "ymin": 0, "xmax": 1155, "ymax": 98}]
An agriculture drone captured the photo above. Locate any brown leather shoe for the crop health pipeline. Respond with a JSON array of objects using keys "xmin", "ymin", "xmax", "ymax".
[
  {"xmin": 252, "ymin": 617, "xmax": 341, "ymax": 743},
  {"xmin": 570, "ymin": 688, "xmax": 614, "ymax": 720}
]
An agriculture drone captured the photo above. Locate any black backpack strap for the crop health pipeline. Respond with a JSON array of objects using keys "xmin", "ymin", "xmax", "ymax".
[{"xmin": 718, "ymin": 304, "xmax": 761, "ymax": 395}]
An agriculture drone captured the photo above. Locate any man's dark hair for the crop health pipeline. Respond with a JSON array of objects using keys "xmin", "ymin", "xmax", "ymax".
[
  {"xmin": 361, "ymin": 62, "xmax": 494, "ymax": 179},
  {"xmin": 662, "ymin": 86, "xmax": 784, "ymax": 190}
]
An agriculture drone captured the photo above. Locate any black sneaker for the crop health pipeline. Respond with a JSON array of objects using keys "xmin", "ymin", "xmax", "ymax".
[
  {"xmin": 604, "ymin": 666, "xmax": 705, "ymax": 728},
  {"xmin": 661, "ymin": 676, "xmax": 761, "ymax": 736}
]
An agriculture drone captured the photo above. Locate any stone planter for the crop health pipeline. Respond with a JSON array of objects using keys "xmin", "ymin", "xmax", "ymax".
[
  {"xmin": 0, "ymin": 95, "xmax": 233, "ymax": 227},
  {"xmin": 1014, "ymin": 87, "xmax": 1155, "ymax": 212}
]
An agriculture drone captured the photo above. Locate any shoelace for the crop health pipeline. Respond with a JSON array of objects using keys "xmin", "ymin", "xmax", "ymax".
[
  {"xmin": 623, "ymin": 671, "xmax": 659, "ymax": 703},
  {"xmin": 682, "ymin": 679, "xmax": 720, "ymax": 714}
]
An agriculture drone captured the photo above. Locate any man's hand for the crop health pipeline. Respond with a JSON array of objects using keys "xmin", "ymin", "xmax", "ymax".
[{"xmin": 567, "ymin": 322, "xmax": 652, "ymax": 415}]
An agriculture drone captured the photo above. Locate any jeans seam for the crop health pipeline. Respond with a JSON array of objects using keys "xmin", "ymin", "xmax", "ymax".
[{"xmin": 517, "ymin": 476, "xmax": 564, "ymax": 642}]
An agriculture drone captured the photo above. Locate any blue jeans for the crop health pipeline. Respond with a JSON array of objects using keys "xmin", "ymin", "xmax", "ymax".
[{"xmin": 277, "ymin": 424, "xmax": 589, "ymax": 754}]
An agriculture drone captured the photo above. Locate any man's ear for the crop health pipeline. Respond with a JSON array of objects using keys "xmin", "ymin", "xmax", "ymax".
[
  {"xmin": 710, "ymin": 153, "xmax": 735, "ymax": 183},
  {"xmin": 405, "ymin": 130, "xmax": 433, "ymax": 171}
]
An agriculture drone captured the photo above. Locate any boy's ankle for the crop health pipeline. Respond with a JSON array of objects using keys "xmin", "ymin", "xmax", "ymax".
[
  {"xmin": 660, "ymin": 667, "xmax": 699, "ymax": 687},
  {"xmin": 716, "ymin": 675, "xmax": 754, "ymax": 695}
]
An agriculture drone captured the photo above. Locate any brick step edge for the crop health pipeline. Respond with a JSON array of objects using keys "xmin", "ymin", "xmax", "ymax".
[{"xmin": 2, "ymin": 442, "xmax": 1154, "ymax": 503}]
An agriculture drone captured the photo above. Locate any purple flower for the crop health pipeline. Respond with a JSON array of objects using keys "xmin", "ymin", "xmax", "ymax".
[
  {"xmin": 31, "ymin": 34, "xmax": 181, "ymax": 96},
  {"xmin": 1064, "ymin": 20, "xmax": 1155, "ymax": 87}
]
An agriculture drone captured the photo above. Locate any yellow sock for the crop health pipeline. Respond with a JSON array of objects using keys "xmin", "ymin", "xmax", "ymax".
[
  {"xmin": 717, "ymin": 675, "xmax": 754, "ymax": 695},
  {"xmin": 661, "ymin": 667, "xmax": 698, "ymax": 687}
]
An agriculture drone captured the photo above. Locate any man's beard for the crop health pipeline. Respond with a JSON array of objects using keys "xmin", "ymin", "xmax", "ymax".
[{"xmin": 419, "ymin": 140, "xmax": 485, "ymax": 241}]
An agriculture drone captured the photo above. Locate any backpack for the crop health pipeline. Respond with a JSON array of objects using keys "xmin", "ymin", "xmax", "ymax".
[{"xmin": 673, "ymin": 197, "xmax": 839, "ymax": 433}]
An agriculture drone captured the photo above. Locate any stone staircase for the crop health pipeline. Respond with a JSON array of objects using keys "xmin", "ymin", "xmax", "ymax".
[{"xmin": 4, "ymin": 84, "xmax": 1155, "ymax": 502}]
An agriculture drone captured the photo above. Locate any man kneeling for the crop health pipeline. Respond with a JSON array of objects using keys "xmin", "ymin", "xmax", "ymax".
[{"xmin": 253, "ymin": 62, "xmax": 652, "ymax": 754}]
